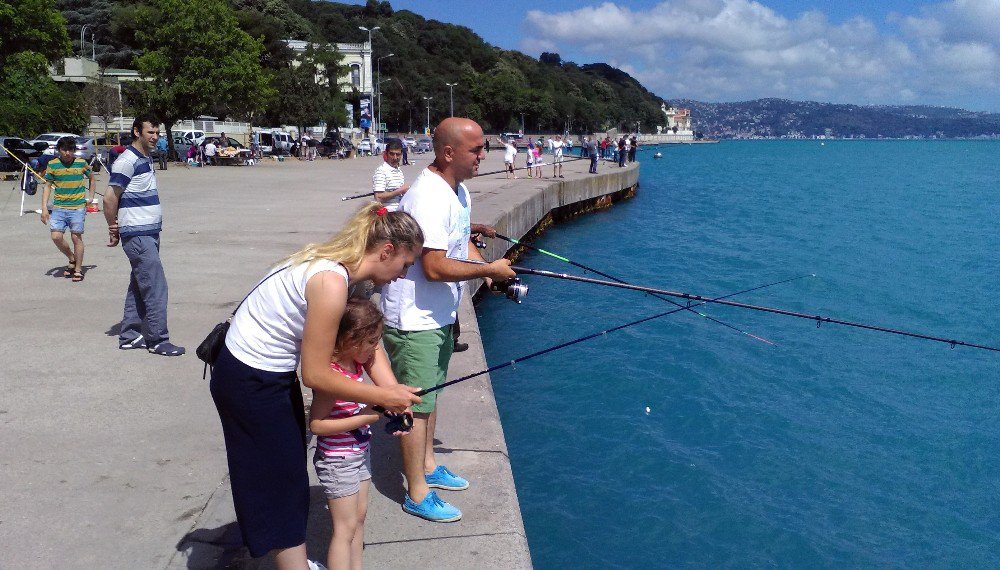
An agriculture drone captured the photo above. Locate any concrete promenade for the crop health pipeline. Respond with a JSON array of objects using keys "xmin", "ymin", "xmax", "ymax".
[{"xmin": 0, "ymin": 147, "xmax": 637, "ymax": 568}]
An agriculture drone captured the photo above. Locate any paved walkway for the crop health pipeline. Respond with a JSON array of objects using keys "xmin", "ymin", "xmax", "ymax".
[{"xmin": 0, "ymin": 148, "xmax": 636, "ymax": 568}]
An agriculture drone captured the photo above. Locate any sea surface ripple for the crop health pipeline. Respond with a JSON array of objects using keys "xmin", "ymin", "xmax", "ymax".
[{"xmin": 478, "ymin": 140, "xmax": 1000, "ymax": 568}]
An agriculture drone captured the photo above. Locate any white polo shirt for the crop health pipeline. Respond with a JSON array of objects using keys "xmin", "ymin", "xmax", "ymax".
[{"xmin": 380, "ymin": 168, "xmax": 471, "ymax": 331}]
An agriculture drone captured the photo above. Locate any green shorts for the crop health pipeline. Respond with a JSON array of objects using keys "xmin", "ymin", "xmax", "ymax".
[{"xmin": 383, "ymin": 324, "xmax": 453, "ymax": 414}]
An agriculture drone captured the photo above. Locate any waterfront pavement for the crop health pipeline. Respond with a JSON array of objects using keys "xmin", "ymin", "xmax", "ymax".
[{"xmin": 0, "ymin": 148, "xmax": 636, "ymax": 568}]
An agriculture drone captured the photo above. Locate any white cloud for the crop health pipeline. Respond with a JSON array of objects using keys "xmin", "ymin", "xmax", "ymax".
[{"xmin": 519, "ymin": 0, "xmax": 1000, "ymax": 110}]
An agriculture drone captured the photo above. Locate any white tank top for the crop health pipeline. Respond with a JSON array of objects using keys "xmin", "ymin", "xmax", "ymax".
[{"xmin": 225, "ymin": 259, "xmax": 348, "ymax": 372}]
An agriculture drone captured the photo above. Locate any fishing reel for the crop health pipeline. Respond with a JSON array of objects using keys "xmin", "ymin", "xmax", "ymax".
[
  {"xmin": 491, "ymin": 277, "xmax": 528, "ymax": 303},
  {"xmin": 373, "ymin": 406, "xmax": 414, "ymax": 434},
  {"xmin": 472, "ymin": 235, "xmax": 487, "ymax": 249}
]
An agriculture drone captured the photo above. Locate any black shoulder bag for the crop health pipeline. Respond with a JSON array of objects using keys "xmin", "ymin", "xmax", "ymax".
[{"xmin": 197, "ymin": 265, "xmax": 288, "ymax": 378}]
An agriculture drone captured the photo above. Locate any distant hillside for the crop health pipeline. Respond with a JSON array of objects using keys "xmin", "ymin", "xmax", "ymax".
[{"xmin": 673, "ymin": 98, "xmax": 1000, "ymax": 139}]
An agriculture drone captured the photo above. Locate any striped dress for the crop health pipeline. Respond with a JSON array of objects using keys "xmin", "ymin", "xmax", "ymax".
[
  {"xmin": 315, "ymin": 361, "xmax": 371, "ymax": 456},
  {"xmin": 45, "ymin": 158, "xmax": 91, "ymax": 209}
]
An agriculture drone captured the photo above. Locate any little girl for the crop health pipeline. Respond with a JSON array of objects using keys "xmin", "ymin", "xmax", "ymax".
[
  {"xmin": 532, "ymin": 142, "xmax": 544, "ymax": 178},
  {"xmin": 311, "ymin": 298, "xmax": 393, "ymax": 570}
]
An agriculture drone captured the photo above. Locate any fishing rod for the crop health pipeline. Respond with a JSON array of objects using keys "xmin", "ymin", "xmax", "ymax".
[
  {"xmin": 375, "ymin": 272, "xmax": 813, "ymax": 433},
  {"xmin": 511, "ymin": 266, "xmax": 1000, "ymax": 353},
  {"xmin": 494, "ymin": 233, "xmax": 773, "ymax": 344}
]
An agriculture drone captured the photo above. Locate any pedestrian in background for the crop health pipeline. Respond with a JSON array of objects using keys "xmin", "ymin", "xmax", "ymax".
[
  {"xmin": 103, "ymin": 114, "xmax": 185, "ymax": 356},
  {"xmin": 41, "ymin": 136, "xmax": 94, "ymax": 282}
]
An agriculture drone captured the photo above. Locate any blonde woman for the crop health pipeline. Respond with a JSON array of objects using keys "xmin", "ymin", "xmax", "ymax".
[{"xmin": 210, "ymin": 203, "xmax": 423, "ymax": 569}]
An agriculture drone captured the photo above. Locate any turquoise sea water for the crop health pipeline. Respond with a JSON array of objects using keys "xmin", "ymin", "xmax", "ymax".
[{"xmin": 477, "ymin": 141, "xmax": 1000, "ymax": 567}]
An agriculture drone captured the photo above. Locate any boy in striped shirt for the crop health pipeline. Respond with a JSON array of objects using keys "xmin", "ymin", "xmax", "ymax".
[{"xmin": 41, "ymin": 136, "xmax": 94, "ymax": 282}]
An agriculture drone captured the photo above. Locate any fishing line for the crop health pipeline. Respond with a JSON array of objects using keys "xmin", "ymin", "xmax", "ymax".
[
  {"xmin": 512, "ymin": 266, "xmax": 1000, "ymax": 353},
  {"xmin": 495, "ymin": 232, "xmax": 773, "ymax": 344},
  {"xmin": 375, "ymin": 273, "xmax": 811, "ymax": 433}
]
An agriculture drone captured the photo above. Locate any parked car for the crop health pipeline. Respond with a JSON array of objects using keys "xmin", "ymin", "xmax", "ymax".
[
  {"xmin": 28, "ymin": 132, "xmax": 81, "ymax": 155},
  {"xmin": 73, "ymin": 136, "xmax": 98, "ymax": 162},
  {"xmin": 0, "ymin": 136, "xmax": 45, "ymax": 172},
  {"xmin": 356, "ymin": 138, "xmax": 387, "ymax": 156},
  {"xmin": 317, "ymin": 134, "xmax": 353, "ymax": 159},
  {"xmin": 402, "ymin": 136, "xmax": 416, "ymax": 148},
  {"xmin": 413, "ymin": 137, "xmax": 433, "ymax": 153}
]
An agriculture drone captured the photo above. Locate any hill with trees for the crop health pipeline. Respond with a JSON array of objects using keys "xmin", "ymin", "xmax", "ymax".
[
  {"xmin": 674, "ymin": 98, "xmax": 1000, "ymax": 139},
  {"xmin": 55, "ymin": 0, "xmax": 667, "ymax": 134}
]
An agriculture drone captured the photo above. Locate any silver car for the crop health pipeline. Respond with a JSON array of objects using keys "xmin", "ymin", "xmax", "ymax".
[
  {"xmin": 73, "ymin": 136, "xmax": 98, "ymax": 161},
  {"xmin": 414, "ymin": 137, "xmax": 432, "ymax": 153},
  {"xmin": 28, "ymin": 132, "xmax": 80, "ymax": 155}
]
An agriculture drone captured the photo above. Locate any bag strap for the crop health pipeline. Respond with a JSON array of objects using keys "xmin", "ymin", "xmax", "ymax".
[{"xmin": 231, "ymin": 264, "xmax": 290, "ymax": 317}]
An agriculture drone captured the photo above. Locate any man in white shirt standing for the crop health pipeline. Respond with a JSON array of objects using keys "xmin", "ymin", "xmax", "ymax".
[
  {"xmin": 551, "ymin": 134, "xmax": 565, "ymax": 178},
  {"xmin": 372, "ymin": 138, "xmax": 409, "ymax": 211},
  {"xmin": 503, "ymin": 137, "xmax": 518, "ymax": 179},
  {"xmin": 380, "ymin": 117, "xmax": 515, "ymax": 523}
]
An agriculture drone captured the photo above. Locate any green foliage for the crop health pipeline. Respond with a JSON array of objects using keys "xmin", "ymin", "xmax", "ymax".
[
  {"xmin": 0, "ymin": 52, "xmax": 86, "ymax": 135},
  {"xmin": 264, "ymin": 44, "xmax": 347, "ymax": 129},
  {"xmin": 0, "ymin": 0, "xmax": 83, "ymax": 135},
  {"xmin": 1, "ymin": 0, "xmax": 71, "ymax": 66},
  {"xmin": 121, "ymin": 0, "xmax": 273, "ymax": 132}
]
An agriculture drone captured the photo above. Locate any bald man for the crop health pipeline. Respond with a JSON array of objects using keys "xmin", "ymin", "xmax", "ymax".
[{"xmin": 380, "ymin": 118, "xmax": 515, "ymax": 522}]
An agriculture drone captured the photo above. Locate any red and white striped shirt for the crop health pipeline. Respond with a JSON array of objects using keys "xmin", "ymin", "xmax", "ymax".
[{"xmin": 315, "ymin": 361, "xmax": 371, "ymax": 456}]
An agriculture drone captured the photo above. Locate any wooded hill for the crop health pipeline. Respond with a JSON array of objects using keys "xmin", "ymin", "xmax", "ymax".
[
  {"xmin": 57, "ymin": 0, "xmax": 668, "ymax": 134},
  {"xmin": 671, "ymin": 99, "xmax": 1000, "ymax": 139}
]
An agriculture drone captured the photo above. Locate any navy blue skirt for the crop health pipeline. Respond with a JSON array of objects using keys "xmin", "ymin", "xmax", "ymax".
[{"xmin": 210, "ymin": 344, "xmax": 308, "ymax": 558}]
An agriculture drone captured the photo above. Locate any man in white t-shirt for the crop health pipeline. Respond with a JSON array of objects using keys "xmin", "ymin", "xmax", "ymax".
[
  {"xmin": 380, "ymin": 117, "xmax": 515, "ymax": 523},
  {"xmin": 551, "ymin": 134, "xmax": 565, "ymax": 178},
  {"xmin": 203, "ymin": 140, "xmax": 217, "ymax": 166},
  {"xmin": 503, "ymin": 138, "xmax": 518, "ymax": 179},
  {"xmin": 372, "ymin": 138, "xmax": 409, "ymax": 211}
]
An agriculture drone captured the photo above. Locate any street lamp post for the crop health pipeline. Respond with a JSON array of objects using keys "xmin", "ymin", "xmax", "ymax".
[
  {"xmin": 377, "ymin": 53, "xmax": 394, "ymax": 136},
  {"xmin": 520, "ymin": 113, "xmax": 525, "ymax": 135},
  {"xmin": 423, "ymin": 96, "xmax": 433, "ymax": 134},
  {"xmin": 445, "ymin": 82, "xmax": 457, "ymax": 117},
  {"xmin": 358, "ymin": 25, "xmax": 380, "ymax": 138}
]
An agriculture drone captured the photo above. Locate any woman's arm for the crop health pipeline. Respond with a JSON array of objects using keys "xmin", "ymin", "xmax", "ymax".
[{"xmin": 300, "ymin": 271, "xmax": 420, "ymax": 413}]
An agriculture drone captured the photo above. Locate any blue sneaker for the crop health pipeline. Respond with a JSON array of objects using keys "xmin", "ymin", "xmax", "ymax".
[
  {"xmin": 402, "ymin": 491, "xmax": 462, "ymax": 522},
  {"xmin": 425, "ymin": 465, "xmax": 469, "ymax": 491}
]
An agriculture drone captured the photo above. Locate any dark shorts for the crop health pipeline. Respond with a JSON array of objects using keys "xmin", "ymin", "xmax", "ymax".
[{"xmin": 210, "ymin": 345, "xmax": 308, "ymax": 557}]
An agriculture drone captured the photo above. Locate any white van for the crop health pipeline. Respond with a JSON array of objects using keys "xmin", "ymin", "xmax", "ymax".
[
  {"xmin": 174, "ymin": 130, "xmax": 206, "ymax": 146},
  {"xmin": 253, "ymin": 128, "xmax": 292, "ymax": 155}
]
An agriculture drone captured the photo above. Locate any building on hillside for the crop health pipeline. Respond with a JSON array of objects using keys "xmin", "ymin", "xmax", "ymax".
[{"xmin": 647, "ymin": 103, "xmax": 695, "ymax": 143}]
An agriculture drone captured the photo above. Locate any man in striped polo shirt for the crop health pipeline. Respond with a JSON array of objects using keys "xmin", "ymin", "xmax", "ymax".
[
  {"xmin": 103, "ymin": 114, "xmax": 185, "ymax": 356},
  {"xmin": 41, "ymin": 136, "xmax": 94, "ymax": 282},
  {"xmin": 371, "ymin": 138, "xmax": 409, "ymax": 212}
]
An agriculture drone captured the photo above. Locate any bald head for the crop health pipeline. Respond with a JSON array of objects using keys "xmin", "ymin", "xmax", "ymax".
[
  {"xmin": 432, "ymin": 117, "xmax": 483, "ymax": 153},
  {"xmin": 430, "ymin": 117, "xmax": 485, "ymax": 185}
]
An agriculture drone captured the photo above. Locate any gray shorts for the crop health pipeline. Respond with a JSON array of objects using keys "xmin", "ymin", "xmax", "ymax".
[{"xmin": 314, "ymin": 450, "xmax": 372, "ymax": 499}]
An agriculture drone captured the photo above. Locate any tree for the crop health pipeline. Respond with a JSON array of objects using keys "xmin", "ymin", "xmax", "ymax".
[
  {"xmin": 266, "ymin": 43, "xmax": 347, "ymax": 135},
  {"xmin": 539, "ymin": 52, "xmax": 561, "ymax": 66},
  {"xmin": 120, "ymin": 0, "xmax": 273, "ymax": 153},
  {"xmin": 82, "ymin": 75, "xmax": 121, "ymax": 138},
  {"xmin": 0, "ymin": 0, "xmax": 82, "ymax": 135}
]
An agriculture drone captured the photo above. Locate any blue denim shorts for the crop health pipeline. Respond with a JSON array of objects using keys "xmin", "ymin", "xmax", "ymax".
[{"xmin": 49, "ymin": 208, "xmax": 86, "ymax": 234}]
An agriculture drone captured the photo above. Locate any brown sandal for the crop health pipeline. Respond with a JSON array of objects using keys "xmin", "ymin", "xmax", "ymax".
[{"xmin": 71, "ymin": 271, "xmax": 84, "ymax": 282}]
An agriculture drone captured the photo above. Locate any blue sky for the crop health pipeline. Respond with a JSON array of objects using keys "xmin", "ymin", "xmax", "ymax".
[{"xmin": 342, "ymin": 0, "xmax": 999, "ymax": 111}]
